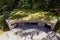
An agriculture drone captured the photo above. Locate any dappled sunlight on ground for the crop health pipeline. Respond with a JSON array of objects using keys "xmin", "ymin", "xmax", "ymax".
[
  {"xmin": 59, "ymin": 17, "xmax": 60, "ymax": 20},
  {"xmin": 0, "ymin": 30, "xmax": 4, "ymax": 34},
  {"xmin": 0, "ymin": 15, "xmax": 3, "ymax": 19},
  {"xmin": 9, "ymin": 9, "xmax": 57, "ymax": 22},
  {"xmin": 22, "ymin": 12, "xmax": 45, "ymax": 20}
]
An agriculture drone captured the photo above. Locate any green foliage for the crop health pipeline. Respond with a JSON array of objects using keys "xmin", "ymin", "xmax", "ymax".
[{"xmin": 0, "ymin": 0, "xmax": 60, "ymax": 12}]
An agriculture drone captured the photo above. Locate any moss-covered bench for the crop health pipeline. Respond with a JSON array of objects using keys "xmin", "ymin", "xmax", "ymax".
[{"xmin": 5, "ymin": 19, "xmax": 58, "ymax": 31}]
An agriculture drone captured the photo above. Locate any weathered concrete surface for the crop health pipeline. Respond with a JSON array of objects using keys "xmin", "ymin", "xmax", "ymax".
[
  {"xmin": 0, "ymin": 28, "xmax": 60, "ymax": 40},
  {"xmin": 0, "ymin": 25, "xmax": 60, "ymax": 40}
]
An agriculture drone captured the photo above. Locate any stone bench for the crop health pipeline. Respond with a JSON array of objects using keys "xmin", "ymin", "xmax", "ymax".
[{"xmin": 6, "ymin": 19, "xmax": 58, "ymax": 30}]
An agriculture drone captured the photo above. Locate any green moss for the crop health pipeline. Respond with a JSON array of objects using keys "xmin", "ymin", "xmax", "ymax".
[{"xmin": 9, "ymin": 9, "xmax": 56, "ymax": 21}]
